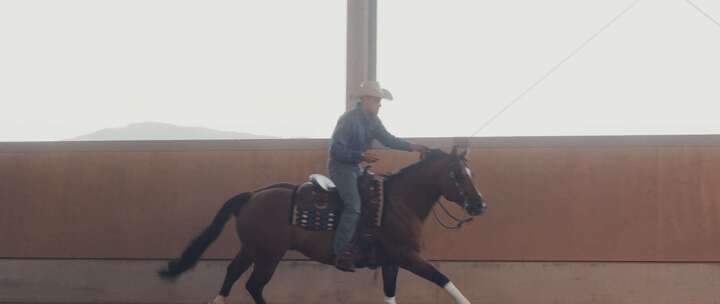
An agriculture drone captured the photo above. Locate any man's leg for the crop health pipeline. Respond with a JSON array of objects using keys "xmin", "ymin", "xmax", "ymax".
[{"xmin": 329, "ymin": 160, "xmax": 361, "ymax": 271}]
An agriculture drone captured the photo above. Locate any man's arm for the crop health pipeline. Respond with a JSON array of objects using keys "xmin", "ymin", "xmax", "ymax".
[
  {"xmin": 374, "ymin": 118, "xmax": 414, "ymax": 151},
  {"xmin": 374, "ymin": 118, "xmax": 428, "ymax": 152}
]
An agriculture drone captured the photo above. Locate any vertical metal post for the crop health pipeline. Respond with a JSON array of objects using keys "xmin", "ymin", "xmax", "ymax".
[{"xmin": 346, "ymin": 0, "xmax": 377, "ymax": 111}]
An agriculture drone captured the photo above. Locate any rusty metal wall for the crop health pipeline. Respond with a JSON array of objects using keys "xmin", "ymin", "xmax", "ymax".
[{"xmin": 1, "ymin": 136, "xmax": 720, "ymax": 261}]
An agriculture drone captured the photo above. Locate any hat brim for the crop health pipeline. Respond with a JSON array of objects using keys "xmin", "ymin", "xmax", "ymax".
[
  {"xmin": 380, "ymin": 89, "xmax": 393, "ymax": 100},
  {"xmin": 359, "ymin": 88, "xmax": 394, "ymax": 100}
]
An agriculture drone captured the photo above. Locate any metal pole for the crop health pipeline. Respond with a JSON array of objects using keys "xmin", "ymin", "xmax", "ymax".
[{"xmin": 346, "ymin": 0, "xmax": 377, "ymax": 111}]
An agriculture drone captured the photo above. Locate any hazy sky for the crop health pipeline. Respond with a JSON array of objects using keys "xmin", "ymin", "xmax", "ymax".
[{"xmin": 1, "ymin": 0, "xmax": 719, "ymax": 141}]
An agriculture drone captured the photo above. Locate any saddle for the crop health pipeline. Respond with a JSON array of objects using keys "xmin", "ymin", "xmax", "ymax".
[{"xmin": 290, "ymin": 167, "xmax": 384, "ymax": 268}]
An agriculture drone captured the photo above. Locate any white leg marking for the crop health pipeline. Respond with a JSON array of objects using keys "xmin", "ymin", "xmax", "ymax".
[
  {"xmin": 444, "ymin": 282, "xmax": 471, "ymax": 304},
  {"xmin": 384, "ymin": 296, "xmax": 397, "ymax": 304}
]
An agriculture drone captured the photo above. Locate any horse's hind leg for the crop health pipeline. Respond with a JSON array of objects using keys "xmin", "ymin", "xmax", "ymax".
[
  {"xmin": 245, "ymin": 254, "xmax": 282, "ymax": 304},
  {"xmin": 211, "ymin": 249, "xmax": 254, "ymax": 304}
]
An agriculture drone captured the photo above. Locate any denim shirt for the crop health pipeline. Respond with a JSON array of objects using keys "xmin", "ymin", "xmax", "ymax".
[{"xmin": 329, "ymin": 105, "xmax": 412, "ymax": 165}]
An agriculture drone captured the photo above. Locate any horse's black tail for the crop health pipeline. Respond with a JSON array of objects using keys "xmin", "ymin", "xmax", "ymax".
[{"xmin": 158, "ymin": 192, "xmax": 252, "ymax": 281}]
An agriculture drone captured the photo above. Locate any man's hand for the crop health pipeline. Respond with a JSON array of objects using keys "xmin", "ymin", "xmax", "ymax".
[
  {"xmin": 361, "ymin": 152, "xmax": 380, "ymax": 163},
  {"xmin": 409, "ymin": 143, "xmax": 429, "ymax": 153}
]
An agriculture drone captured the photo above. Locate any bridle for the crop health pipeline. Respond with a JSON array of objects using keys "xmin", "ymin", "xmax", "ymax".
[{"xmin": 432, "ymin": 158, "xmax": 476, "ymax": 230}]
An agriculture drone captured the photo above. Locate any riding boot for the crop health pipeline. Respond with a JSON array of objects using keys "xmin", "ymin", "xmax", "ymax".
[{"xmin": 334, "ymin": 243, "xmax": 357, "ymax": 272}]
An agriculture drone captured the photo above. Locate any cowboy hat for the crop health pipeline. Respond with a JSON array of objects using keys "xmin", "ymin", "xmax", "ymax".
[{"xmin": 356, "ymin": 80, "xmax": 393, "ymax": 100}]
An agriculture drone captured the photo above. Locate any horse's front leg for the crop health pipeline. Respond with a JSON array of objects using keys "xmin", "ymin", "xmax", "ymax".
[
  {"xmin": 382, "ymin": 264, "xmax": 399, "ymax": 304},
  {"xmin": 398, "ymin": 253, "xmax": 470, "ymax": 304}
]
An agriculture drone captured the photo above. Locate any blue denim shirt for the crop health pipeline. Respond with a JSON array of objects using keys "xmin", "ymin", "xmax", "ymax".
[{"xmin": 329, "ymin": 105, "xmax": 411, "ymax": 165}]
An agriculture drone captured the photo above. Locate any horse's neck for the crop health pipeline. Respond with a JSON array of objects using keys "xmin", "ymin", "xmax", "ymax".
[{"xmin": 387, "ymin": 166, "xmax": 441, "ymax": 221}]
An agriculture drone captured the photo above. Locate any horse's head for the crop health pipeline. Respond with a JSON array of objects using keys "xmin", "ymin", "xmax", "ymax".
[{"xmin": 422, "ymin": 146, "xmax": 487, "ymax": 216}]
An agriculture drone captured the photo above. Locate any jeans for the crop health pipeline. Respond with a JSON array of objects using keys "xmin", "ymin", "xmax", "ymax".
[{"xmin": 328, "ymin": 159, "xmax": 362, "ymax": 255}]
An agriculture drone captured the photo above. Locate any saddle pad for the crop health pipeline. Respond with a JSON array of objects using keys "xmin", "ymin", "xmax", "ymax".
[{"xmin": 293, "ymin": 207, "xmax": 341, "ymax": 231}]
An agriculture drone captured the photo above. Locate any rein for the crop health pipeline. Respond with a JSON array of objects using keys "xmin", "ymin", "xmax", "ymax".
[{"xmin": 432, "ymin": 200, "xmax": 473, "ymax": 230}]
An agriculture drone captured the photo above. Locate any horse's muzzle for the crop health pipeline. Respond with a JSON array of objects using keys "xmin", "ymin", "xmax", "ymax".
[{"xmin": 466, "ymin": 200, "xmax": 486, "ymax": 216}]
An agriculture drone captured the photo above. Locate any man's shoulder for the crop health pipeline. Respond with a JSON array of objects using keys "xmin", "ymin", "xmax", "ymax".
[{"xmin": 338, "ymin": 108, "xmax": 363, "ymax": 122}]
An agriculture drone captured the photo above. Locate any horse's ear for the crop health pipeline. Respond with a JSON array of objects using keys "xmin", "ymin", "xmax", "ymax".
[
  {"xmin": 452, "ymin": 137, "xmax": 470, "ymax": 158},
  {"xmin": 451, "ymin": 144, "xmax": 470, "ymax": 159}
]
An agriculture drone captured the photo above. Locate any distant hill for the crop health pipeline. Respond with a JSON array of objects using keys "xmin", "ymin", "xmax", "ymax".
[{"xmin": 69, "ymin": 122, "xmax": 277, "ymax": 141}]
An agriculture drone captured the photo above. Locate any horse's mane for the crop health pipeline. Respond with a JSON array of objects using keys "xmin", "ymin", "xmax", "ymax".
[
  {"xmin": 383, "ymin": 149, "xmax": 448, "ymax": 183},
  {"xmin": 378, "ymin": 149, "xmax": 450, "ymax": 249}
]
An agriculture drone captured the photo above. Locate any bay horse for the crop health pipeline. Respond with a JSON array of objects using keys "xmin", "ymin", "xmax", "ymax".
[{"xmin": 158, "ymin": 146, "xmax": 486, "ymax": 304}]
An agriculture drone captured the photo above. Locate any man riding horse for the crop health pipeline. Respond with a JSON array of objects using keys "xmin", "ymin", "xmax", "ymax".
[
  {"xmin": 159, "ymin": 80, "xmax": 486, "ymax": 304},
  {"xmin": 329, "ymin": 80, "xmax": 427, "ymax": 271}
]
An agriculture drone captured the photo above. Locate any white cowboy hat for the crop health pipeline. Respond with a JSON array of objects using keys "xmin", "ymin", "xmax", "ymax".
[{"xmin": 356, "ymin": 80, "xmax": 393, "ymax": 100}]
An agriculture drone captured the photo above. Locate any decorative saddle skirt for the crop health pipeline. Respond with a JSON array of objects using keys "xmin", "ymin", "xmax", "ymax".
[{"xmin": 290, "ymin": 168, "xmax": 384, "ymax": 232}]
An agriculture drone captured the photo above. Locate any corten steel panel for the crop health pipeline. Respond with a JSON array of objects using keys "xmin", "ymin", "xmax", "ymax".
[
  {"xmin": 1, "ymin": 136, "xmax": 720, "ymax": 261},
  {"xmin": 0, "ymin": 150, "xmax": 328, "ymax": 259}
]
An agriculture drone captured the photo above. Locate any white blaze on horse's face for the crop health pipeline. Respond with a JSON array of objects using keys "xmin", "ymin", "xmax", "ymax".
[
  {"xmin": 456, "ymin": 160, "xmax": 486, "ymax": 216},
  {"xmin": 463, "ymin": 165, "xmax": 480, "ymax": 194}
]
